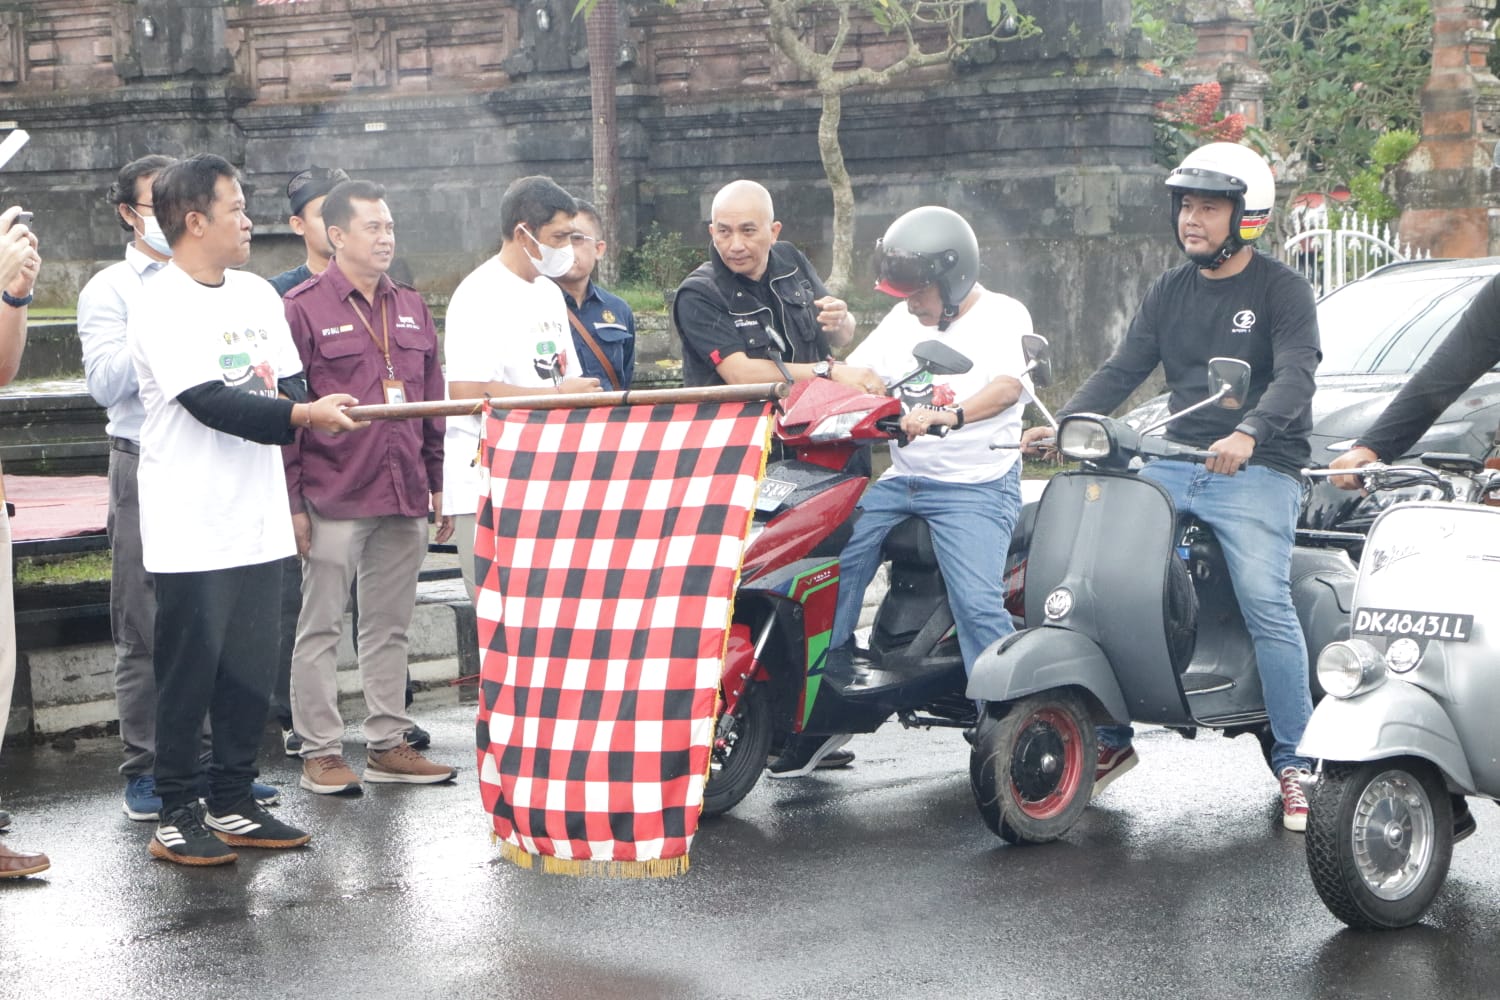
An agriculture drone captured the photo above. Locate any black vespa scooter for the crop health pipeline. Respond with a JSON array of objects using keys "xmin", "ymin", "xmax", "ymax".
[{"xmin": 966, "ymin": 359, "xmax": 1356, "ymax": 844}]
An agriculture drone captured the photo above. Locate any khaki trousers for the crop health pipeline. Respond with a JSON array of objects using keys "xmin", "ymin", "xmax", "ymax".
[{"xmin": 290, "ymin": 510, "xmax": 426, "ymax": 757}]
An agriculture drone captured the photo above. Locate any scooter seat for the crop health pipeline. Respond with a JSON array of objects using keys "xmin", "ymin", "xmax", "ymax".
[{"xmin": 881, "ymin": 517, "xmax": 939, "ymax": 569}]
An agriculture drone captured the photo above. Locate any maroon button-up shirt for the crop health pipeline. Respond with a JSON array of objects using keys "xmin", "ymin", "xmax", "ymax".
[{"xmin": 282, "ymin": 260, "xmax": 444, "ymax": 520}]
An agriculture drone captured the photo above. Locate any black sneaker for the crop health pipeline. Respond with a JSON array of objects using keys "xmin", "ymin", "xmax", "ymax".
[
  {"xmin": 767, "ymin": 734, "xmax": 853, "ymax": 779},
  {"xmin": 150, "ymin": 804, "xmax": 238, "ymax": 866},
  {"xmin": 0, "ymin": 808, "xmax": 10, "ymax": 832},
  {"xmin": 282, "ymin": 728, "xmax": 304, "ymax": 758},
  {"xmin": 205, "ymin": 799, "xmax": 313, "ymax": 849},
  {"xmin": 404, "ymin": 724, "xmax": 432, "ymax": 750}
]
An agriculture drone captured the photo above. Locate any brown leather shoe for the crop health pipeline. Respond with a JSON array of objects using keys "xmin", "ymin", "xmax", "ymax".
[{"xmin": 0, "ymin": 841, "xmax": 50, "ymax": 878}]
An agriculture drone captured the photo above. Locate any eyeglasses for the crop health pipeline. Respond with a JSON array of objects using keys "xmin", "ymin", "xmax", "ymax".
[{"xmin": 567, "ymin": 232, "xmax": 599, "ymax": 245}]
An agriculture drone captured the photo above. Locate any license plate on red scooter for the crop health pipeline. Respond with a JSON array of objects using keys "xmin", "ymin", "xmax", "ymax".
[
  {"xmin": 1352, "ymin": 607, "xmax": 1475, "ymax": 642},
  {"xmin": 755, "ymin": 478, "xmax": 797, "ymax": 512}
]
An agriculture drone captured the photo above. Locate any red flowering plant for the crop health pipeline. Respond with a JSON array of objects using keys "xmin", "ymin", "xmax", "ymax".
[{"xmin": 1153, "ymin": 82, "xmax": 1259, "ymax": 167}]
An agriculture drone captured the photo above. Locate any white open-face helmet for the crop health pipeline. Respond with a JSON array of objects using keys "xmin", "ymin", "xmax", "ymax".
[{"xmin": 1166, "ymin": 142, "xmax": 1275, "ymax": 268}]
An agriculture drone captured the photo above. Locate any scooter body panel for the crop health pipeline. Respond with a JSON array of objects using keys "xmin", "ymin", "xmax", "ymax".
[
  {"xmin": 1018, "ymin": 469, "xmax": 1194, "ymax": 726},
  {"xmin": 967, "ymin": 626, "xmax": 1131, "ymax": 723},
  {"xmin": 1298, "ymin": 681, "xmax": 1475, "ymax": 792}
]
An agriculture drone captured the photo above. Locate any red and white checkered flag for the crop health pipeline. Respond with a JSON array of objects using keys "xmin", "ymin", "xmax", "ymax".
[{"xmin": 474, "ymin": 400, "xmax": 771, "ymax": 876}]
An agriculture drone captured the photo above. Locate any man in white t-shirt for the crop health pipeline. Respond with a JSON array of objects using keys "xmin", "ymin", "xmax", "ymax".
[
  {"xmin": 770, "ymin": 206, "xmax": 1034, "ymax": 778},
  {"xmin": 442, "ymin": 175, "xmax": 600, "ymax": 597},
  {"xmin": 128, "ymin": 153, "xmax": 363, "ymax": 866}
]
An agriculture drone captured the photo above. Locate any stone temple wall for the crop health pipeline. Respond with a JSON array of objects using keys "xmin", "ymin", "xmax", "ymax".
[{"xmin": 0, "ymin": 0, "xmax": 1175, "ymax": 375}]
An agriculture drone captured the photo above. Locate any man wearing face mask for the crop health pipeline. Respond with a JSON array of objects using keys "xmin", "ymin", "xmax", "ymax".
[
  {"xmin": 441, "ymin": 175, "xmax": 600, "ymax": 598},
  {"xmin": 79, "ymin": 156, "xmax": 280, "ymax": 822}
]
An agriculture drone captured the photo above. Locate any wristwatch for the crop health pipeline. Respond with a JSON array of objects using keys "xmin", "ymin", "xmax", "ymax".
[{"xmin": 811, "ymin": 360, "xmax": 834, "ymax": 379}]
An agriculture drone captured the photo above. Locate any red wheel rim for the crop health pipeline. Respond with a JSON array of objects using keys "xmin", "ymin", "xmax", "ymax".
[{"xmin": 1007, "ymin": 707, "xmax": 1084, "ymax": 820}]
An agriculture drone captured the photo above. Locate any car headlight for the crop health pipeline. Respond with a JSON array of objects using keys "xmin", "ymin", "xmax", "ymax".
[
  {"xmin": 808, "ymin": 410, "xmax": 865, "ymax": 442},
  {"xmin": 1316, "ymin": 639, "xmax": 1387, "ymax": 699},
  {"xmin": 1058, "ymin": 417, "xmax": 1112, "ymax": 460}
]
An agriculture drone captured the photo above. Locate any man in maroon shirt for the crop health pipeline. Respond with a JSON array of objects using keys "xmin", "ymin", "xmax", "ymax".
[{"xmin": 282, "ymin": 179, "xmax": 457, "ymax": 795}]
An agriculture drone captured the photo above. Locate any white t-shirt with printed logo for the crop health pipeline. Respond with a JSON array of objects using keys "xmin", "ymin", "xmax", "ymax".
[
  {"xmin": 848, "ymin": 285, "xmax": 1035, "ymax": 484},
  {"xmin": 127, "ymin": 263, "xmax": 303, "ymax": 573},
  {"xmin": 441, "ymin": 255, "xmax": 576, "ymax": 515}
]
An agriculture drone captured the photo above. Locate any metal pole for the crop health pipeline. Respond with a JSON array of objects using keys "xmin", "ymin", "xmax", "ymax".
[{"xmin": 342, "ymin": 382, "xmax": 789, "ymax": 422}]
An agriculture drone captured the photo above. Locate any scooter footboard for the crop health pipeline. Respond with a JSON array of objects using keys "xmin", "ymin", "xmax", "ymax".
[
  {"xmin": 1298, "ymin": 683, "xmax": 1476, "ymax": 791},
  {"xmin": 967, "ymin": 626, "xmax": 1130, "ymax": 724}
]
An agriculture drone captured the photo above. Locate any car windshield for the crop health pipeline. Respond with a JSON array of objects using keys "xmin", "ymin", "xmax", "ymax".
[{"xmin": 1317, "ymin": 273, "xmax": 1489, "ymax": 375}]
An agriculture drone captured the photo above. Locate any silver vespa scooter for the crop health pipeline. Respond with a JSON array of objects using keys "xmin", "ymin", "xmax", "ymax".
[{"xmin": 1300, "ymin": 456, "xmax": 1500, "ymax": 929}]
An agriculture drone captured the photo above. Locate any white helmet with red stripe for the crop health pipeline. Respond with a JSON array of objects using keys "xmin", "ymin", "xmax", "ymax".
[{"xmin": 1166, "ymin": 142, "xmax": 1274, "ymax": 269}]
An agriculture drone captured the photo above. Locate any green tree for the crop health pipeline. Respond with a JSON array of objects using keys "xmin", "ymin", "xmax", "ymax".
[{"xmin": 1252, "ymin": 0, "xmax": 1431, "ymax": 191}]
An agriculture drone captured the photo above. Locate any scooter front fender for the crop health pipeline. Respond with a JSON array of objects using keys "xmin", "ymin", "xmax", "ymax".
[
  {"xmin": 967, "ymin": 626, "xmax": 1130, "ymax": 724},
  {"xmin": 1298, "ymin": 682, "xmax": 1475, "ymax": 791}
]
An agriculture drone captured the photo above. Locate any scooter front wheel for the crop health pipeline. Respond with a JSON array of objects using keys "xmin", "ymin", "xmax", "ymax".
[
  {"xmin": 970, "ymin": 691, "xmax": 1096, "ymax": 845},
  {"xmin": 703, "ymin": 682, "xmax": 773, "ymax": 817},
  {"xmin": 1306, "ymin": 759, "xmax": 1453, "ymax": 930}
]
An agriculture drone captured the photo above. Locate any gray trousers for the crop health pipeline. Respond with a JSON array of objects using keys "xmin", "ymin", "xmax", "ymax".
[
  {"xmin": 108, "ymin": 446, "xmax": 158, "ymax": 778},
  {"xmin": 0, "ymin": 511, "xmax": 14, "ymax": 757},
  {"xmin": 453, "ymin": 512, "xmax": 477, "ymax": 602},
  {"xmin": 291, "ymin": 509, "xmax": 426, "ymax": 757}
]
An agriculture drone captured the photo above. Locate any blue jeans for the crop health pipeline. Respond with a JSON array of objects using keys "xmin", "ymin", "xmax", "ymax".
[
  {"xmin": 1097, "ymin": 461, "xmax": 1313, "ymax": 774},
  {"xmin": 830, "ymin": 466, "xmax": 1022, "ymax": 674}
]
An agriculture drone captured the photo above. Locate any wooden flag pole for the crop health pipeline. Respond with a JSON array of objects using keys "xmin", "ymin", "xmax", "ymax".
[{"xmin": 343, "ymin": 382, "xmax": 790, "ymax": 422}]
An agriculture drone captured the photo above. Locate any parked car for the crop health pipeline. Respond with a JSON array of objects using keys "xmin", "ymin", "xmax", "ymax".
[{"xmin": 1121, "ymin": 256, "xmax": 1500, "ymax": 550}]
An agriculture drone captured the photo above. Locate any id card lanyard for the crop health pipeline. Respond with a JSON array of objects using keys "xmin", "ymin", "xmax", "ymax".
[{"xmin": 349, "ymin": 293, "xmax": 405, "ymax": 404}]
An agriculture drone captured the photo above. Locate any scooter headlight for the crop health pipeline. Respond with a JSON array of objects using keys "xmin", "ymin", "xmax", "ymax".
[
  {"xmin": 1316, "ymin": 639, "xmax": 1388, "ymax": 700},
  {"xmin": 1057, "ymin": 416, "xmax": 1112, "ymax": 461},
  {"xmin": 809, "ymin": 410, "xmax": 865, "ymax": 442}
]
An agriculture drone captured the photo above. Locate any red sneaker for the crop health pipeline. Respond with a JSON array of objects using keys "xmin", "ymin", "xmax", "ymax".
[
  {"xmin": 1092, "ymin": 744, "xmax": 1138, "ymax": 799},
  {"xmin": 1279, "ymin": 767, "xmax": 1310, "ymax": 832}
]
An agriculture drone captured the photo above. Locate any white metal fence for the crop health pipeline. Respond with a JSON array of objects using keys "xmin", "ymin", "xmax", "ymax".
[{"xmin": 1274, "ymin": 209, "xmax": 1430, "ymax": 298}]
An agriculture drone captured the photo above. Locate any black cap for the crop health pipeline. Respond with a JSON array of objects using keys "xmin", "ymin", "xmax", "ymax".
[{"xmin": 287, "ymin": 165, "xmax": 350, "ymax": 217}]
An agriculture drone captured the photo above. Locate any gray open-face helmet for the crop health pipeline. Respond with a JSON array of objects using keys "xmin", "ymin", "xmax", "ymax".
[{"xmin": 874, "ymin": 206, "xmax": 980, "ymax": 330}]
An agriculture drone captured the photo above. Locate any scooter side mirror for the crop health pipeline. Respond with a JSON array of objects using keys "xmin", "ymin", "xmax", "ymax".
[
  {"xmin": 1207, "ymin": 357, "xmax": 1252, "ymax": 410},
  {"xmin": 912, "ymin": 340, "xmax": 973, "ymax": 377},
  {"xmin": 1021, "ymin": 333, "xmax": 1053, "ymax": 389}
]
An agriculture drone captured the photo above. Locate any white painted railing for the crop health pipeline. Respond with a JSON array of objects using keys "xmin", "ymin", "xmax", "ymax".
[{"xmin": 1275, "ymin": 209, "xmax": 1430, "ymax": 298}]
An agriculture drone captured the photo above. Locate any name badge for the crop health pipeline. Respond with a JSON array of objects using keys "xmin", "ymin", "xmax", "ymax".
[{"xmin": 382, "ymin": 378, "xmax": 406, "ymax": 405}]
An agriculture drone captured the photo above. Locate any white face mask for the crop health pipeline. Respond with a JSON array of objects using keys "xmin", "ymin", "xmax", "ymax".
[
  {"xmin": 520, "ymin": 225, "xmax": 575, "ymax": 279},
  {"xmin": 134, "ymin": 209, "xmax": 172, "ymax": 257}
]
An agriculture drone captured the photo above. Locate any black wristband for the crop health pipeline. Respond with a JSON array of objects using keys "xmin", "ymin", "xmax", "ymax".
[
  {"xmin": 951, "ymin": 405, "xmax": 965, "ymax": 431},
  {"xmin": 1234, "ymin": 421, "xmax": 1259, "ymax": 441},
  {"xmin": 1, "ymin": 289, "xmax": 32, "ymax": 308}
]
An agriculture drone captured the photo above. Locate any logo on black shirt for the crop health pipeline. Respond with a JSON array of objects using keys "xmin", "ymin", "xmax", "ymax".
[{"xmin": 1232, "ymin": 309, "xmax": 1257, "ymax": 333}]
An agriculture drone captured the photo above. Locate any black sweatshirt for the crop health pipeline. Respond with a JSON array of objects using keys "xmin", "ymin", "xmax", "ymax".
[
  {"xmin": 1060, "ymin": 252, "xmax": 1321, "ymax": 479},
  {"xmin": 1356, "ymin": 272, "xmax": 1500, "ymax": 462}
]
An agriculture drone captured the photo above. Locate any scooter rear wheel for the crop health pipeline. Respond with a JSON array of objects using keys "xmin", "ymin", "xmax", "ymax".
[
  {"xmin": 703, "ymin": 681, "xmax": 773, "ymax": 818},
  {"xmin": 1306, "ymin": 759, "xmax": 1453, "ymax": 930},
  {"xmin": 970, "ymin": 691, "xmax": 1096, "ymax": 845}
]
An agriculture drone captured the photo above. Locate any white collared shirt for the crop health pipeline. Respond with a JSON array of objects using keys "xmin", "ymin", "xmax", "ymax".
[{"xmin": 76, "ymin": 242, "xmax": 170, "ymax": 442}]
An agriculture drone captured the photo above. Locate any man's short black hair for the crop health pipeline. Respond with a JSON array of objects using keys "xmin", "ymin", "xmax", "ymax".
[
  {"xmin": 499, "ymin": 175, "xmax": 576, "ymax": 245},
  {"xmin": 287, "ymin": 165, "xmax": 350, "ymax": 218},
  {"xmin": 321, "ymin": 179, "xmax": 387, "ymax": 234},
  {"xmin": 152, "ymin": 153, "xmax": 239, "ymax": 249},
  {"xmin": 572, "ymin": 199, "xmax": 603, "ymax": 237},
  {"xmin": 106, "ymin": 154, "xmax": 177, "ymax": 233}
]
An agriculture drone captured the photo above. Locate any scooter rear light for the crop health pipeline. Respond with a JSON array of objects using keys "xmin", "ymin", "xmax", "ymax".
[
  {"xmin": 1058, "ymin": 417, "xmax": 1111, "ymax": 460},
  {"xmin": 1316, "ymin": 639, "xmax": 1387, "ymax": 699}
]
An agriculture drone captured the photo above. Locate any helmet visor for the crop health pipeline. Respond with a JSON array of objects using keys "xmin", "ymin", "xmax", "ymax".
[
  {"xmin": 874, "ymin": 245, "xmax": 943, "ymax": 299},
  {"xmin": 1165, "ymin": 165, "xmax": 1248, "ymax": 198}
]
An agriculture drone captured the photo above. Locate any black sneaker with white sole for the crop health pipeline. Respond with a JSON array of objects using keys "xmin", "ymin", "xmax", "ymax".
[
  {"xmin": 150, "ymin": 804, "xmax": 238, "ymax": 866},
  {"xmin": 767, "ymin": 734, "xmax": 853, "ymax": 779},
  {"xmin": 205, "ymin": 799, "xmax": 313, "ymax": 849}
]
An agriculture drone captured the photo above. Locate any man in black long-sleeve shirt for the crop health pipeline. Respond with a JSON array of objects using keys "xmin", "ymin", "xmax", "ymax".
[
  {"xmin": 1021, "ymin": 143, "xmax": 1321, "ymax": 832},
  {"xmin": 128, "ymin": 154, "xmax": 364, "ymax": 866},
  {"xmin": 1329, "ymin": 273, "xmax": 1500, "ymax": 481}
]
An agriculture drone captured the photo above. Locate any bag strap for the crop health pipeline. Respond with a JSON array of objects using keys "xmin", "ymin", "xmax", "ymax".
[{"xmin": 566, "ymin": 307, "xmax": 622, "ymax": 390}]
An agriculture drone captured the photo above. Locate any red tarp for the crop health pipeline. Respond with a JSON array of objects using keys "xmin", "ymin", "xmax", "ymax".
[{"xmin": 4, "ymin": 475, "xmax": 108, "ymax": 543}]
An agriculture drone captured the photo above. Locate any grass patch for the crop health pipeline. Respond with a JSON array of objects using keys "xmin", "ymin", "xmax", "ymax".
[
  {"xmin": 28, "ymin": 307, "xmax": 74, "ymax": 321},
  {"xmin": 611, "ymin": 281, "xmax": 667, "ymax": 316},
  {"xmin": 16, "ymin": 550, "xmax": 111, "ymax": 586}
]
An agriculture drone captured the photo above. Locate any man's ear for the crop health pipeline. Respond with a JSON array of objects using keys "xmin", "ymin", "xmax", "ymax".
[
  {"xmin": 770, "ymin": 220, "xmax": 783, "ymax": 241},
  {"xmin": 595, "ymin": 240, "xmax": 607, "ymax": 260},
  {"xmin": 118, "ymin": 204, "xmax": 137, "ymax": 231},
  {"xmin": 325, "ymin": 223, "xmax": 344, "ymax": 252},
  {"xmin": 289, "ymin": 215, "xmax": 307, "ymax": 237}
]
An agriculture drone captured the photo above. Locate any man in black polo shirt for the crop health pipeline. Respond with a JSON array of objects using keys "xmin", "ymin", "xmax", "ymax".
[{"xmin": 674, "ymin": 179, "xmax": 881, "ymax": 393}]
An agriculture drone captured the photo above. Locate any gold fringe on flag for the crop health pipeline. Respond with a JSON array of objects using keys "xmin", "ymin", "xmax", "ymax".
[{"xmin": 496, "ymin": 838, "xmax": 691, "ymax": 878}]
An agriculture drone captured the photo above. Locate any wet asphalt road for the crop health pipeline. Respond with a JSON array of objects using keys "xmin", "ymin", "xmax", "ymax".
[{"xmin": 3, "ymin": 691, "xmax": 1500, "ymax": 1000}]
